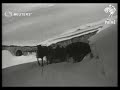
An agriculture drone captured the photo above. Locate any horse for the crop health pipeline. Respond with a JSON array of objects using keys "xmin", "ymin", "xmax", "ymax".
[{"xmin": 36, "ymin": 45, "xmax": 48, "ymax": 67}]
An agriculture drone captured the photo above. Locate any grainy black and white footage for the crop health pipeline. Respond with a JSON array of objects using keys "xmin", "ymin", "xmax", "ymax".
[{"xmin": 2, "ymin": 3, "xmax": 118, "ymax": 87}]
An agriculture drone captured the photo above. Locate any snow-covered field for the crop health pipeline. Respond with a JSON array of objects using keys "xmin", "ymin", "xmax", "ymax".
[
  {"xmin": 2, "ymin": 3, "xmax": 117, "ymax": 87},
  {"xmin": 2, "ymin": 50, "xmax": 37, "ymax": 69},
  {"xmin": 2, "ymin": 23, "xmax": 117, "ymax": 86},
  {"xmin": 2, "ymin": 15, "xmax": 117, "ymax": 69},
  {"xmin": 89, "ymin": 24, "xmax": 118, "ymax": 86}
]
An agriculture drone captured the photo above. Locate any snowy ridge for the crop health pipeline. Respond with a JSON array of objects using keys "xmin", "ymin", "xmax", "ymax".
[
  {"xmin": 39, "ymin": 15, "xmax": 117, "ymax": 46},
  {"xmin": 2, "ymin": 15, "xmax": 117, "ymax": 46}
]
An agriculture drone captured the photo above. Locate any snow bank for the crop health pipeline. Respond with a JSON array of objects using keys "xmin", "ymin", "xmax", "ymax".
[
  {"xmin": 39, "ymin": 16, "xmax": 117, "ymax": 46},
  {"xmin": 2, "ymin": 22, "xmax": 118, "ymax": 87},
  {"xmin": 89, "ymin": 24, "xmax": 117, "ymax": 86},
  {"xmin": 2, "ymin": 55, "xmax": 116, "ymax": 86},
  {"xmin": 2, "ymin": 50, "xmax": 37, "ymax": 69}
]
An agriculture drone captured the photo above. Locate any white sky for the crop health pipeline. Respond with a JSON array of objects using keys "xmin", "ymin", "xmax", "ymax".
[{"xmin": 2, "ymin": 3, "xmax": 117, "ymax": 46}]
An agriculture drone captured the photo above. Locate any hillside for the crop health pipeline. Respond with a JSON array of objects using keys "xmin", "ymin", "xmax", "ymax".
[{"xmin": 2, "ymin": 23, "xmax": 117, "ymax": 87}]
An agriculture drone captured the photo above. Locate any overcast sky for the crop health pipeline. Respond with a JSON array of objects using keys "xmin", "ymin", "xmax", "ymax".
[{"xmin": 2, "ymin": 3, "xmax": 117, "ymax": 46}]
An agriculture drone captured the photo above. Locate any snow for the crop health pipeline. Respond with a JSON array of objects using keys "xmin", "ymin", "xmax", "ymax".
[
  {"xmin": 89, "ymin": 24, "xmax": 118, "ymax": 86},
  {"xmin": 3, "ymin": 4, "xmax": 117, "ymax": 46},
  {"xmin": 2, "ymin": 50, "xmax": 37, "ymax": 69},
  {"xmin": 2, "ymin": 50, "xmax": 49, "ymax": 69},
  {"xmin": 2, "ymin": 54, "xmax": 116, "ymax": 86},
  {"xmin": 2, "ymin": 23, "xmax": 117, "ymax": 86},
  {"xmin": 38, "ymin": 15, "xmax": 117, "ymax": 46},
  {"xmin": 2, "ymin": 14, "xmax": 117, "ymax": 86}
]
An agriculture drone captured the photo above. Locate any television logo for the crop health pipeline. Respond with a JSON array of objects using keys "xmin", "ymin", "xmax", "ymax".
[
  {"xmin": 104, "ymin": 4, "xmax": 116, "ymax": 24},
  {"xmin": 4, "ymin": 11, "xmax": 32, "ymax": 17}
]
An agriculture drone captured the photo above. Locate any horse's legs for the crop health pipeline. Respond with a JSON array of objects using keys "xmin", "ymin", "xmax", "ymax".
[
  {"xmin": 37, "ymin": 58, "xmax": 41, "ymax": 66},
  {"xmin": 46, "ymin": 59, "xmax": 48, "ymax": 65},
  {"xmin": 41, "ymin": 58, "xmax": 44, "ymax": 67}
]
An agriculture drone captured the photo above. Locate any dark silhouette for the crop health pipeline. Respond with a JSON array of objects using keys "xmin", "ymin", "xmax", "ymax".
[
  {"xmin": 46, "ymin": 45, "xmax": 66, "ymax": 64},
  {"xmin": 36, "ymin": 45, "xmax": 48, "ymax": 67},
  {"xmin": 16, "ymin": 50, "xmax": 23, "ymax": 56},
  {"xmin": 36, "ymin": 42, "xmax": 91, "ymax": 66},
  {"xmin": 66, "ymin": 42, "xmax": 91, "ymax": 62}
]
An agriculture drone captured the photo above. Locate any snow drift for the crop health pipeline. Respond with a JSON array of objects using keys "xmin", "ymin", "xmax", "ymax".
[
  {"xmin": 2, "ymin": 50, "xmax": 37, "ymax": 69},
  {"xmin": 89, "ymin": 24, "xmax": 117, "ymax": 86},
  {"xmin": 2, "ymin": 23, "xmax": 117, "ymax": 86}
]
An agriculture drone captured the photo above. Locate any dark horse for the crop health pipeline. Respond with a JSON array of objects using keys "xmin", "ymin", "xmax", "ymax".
[{"xmin": 36, "ymin": 45, "xmax": 48, "ymax": 67}]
